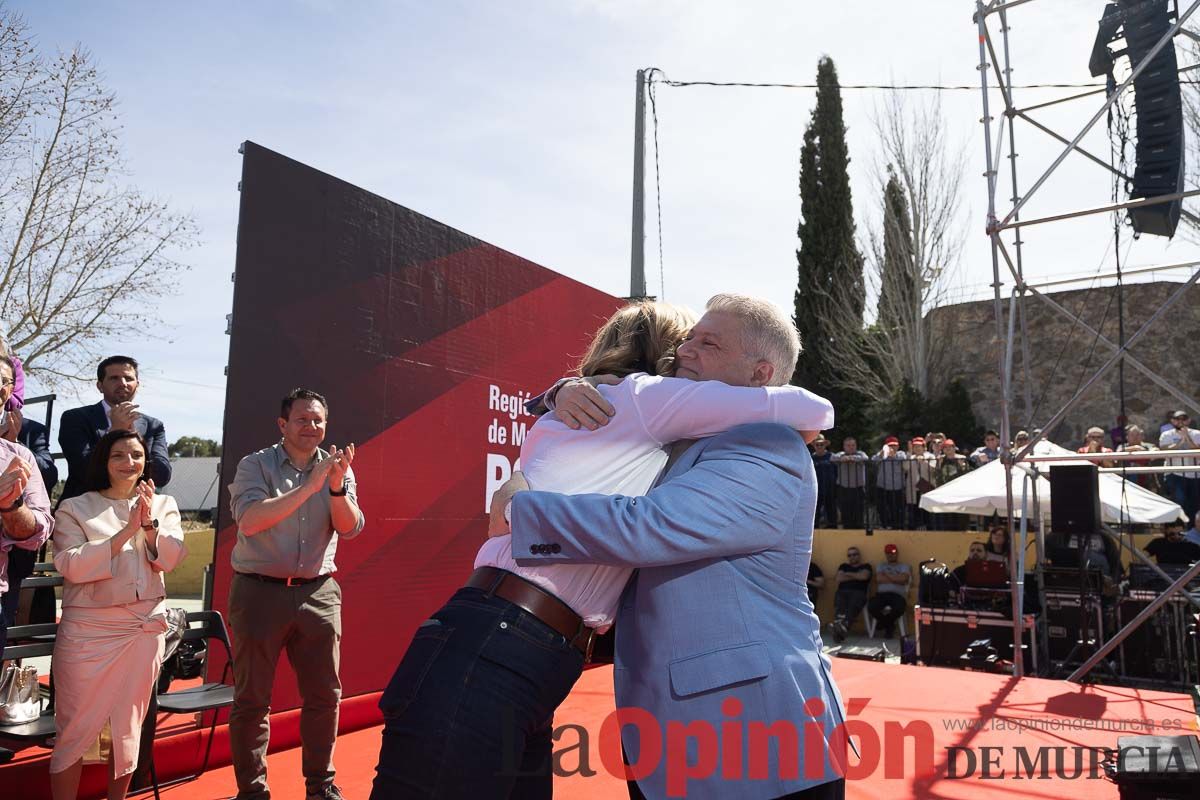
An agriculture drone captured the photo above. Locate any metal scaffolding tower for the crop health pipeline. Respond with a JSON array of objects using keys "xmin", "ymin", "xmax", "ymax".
[{"xmin": 972, "ymin": 0, "xmax": 1200, "ymax": 681}]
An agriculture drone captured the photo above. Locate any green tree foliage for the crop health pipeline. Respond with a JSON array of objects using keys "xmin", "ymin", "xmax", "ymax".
[
  {"xmin": 793, "ymin": 56, "xmax": 869, "ymax": 440},
  {"xmin": 873, "ymin": 378, "xmax": 984, "ymax": 450},
  {"xmin": 169, "ymin": 436, "xmax": 221, "ymax": 458},
  {"xmin": 928, "ymin": 378, "xmax": 985, "ymax": 446},
  {"xmin": 876, "ymin": 167, "xmax": 918, "ymax": 344}
]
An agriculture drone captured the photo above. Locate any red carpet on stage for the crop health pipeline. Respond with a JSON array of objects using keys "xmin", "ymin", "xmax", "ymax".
[{"xmin": 154, "ymin": 660, "xmax": 1197, "ymax": 799}]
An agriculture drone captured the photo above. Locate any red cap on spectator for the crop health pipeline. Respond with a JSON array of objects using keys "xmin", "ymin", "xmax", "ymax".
[
  {"xmin": 942, "ymin": 438, "xmax": 956, "ymax": 447},
  {"xmin": 884, "ymin": 436, "xmax": 900, "ymax": 445},
  {"xmin": 910, "ymin": 436, "xmax": 925, "ymax": 445},
  {"xmin": 884, "ymin": 544, "xmax": 898, "ymax": 554}
]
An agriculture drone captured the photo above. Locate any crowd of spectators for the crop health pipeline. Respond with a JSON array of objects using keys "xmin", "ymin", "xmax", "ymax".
[{"xmin": 812, "ymin": 411, "xmax": 1200, "ymax": 531}]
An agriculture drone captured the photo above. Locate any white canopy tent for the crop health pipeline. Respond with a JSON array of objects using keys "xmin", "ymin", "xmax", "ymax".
[{"xmin": 919, "ymin": 440, "xmax": 1185, "ymax": 524}]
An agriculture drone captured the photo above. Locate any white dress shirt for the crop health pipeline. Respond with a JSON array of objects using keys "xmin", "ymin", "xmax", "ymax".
[{"xmin": 475, "ymin": 373, "xmax": 834, "ymax": 629}]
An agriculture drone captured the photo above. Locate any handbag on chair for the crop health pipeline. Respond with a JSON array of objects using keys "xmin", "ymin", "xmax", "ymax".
[{"xmin": 0, "ymin": 661, "xmax": 41, "ymax": 724}]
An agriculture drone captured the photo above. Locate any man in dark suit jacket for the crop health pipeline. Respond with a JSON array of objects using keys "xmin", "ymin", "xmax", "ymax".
[
  {"xmin": 15, "ymin": 417, "xmax": 58, "ymax": 492},
  {"xmin": 58, "ymin": 355, "xmax": 171, "ymax": 502}
]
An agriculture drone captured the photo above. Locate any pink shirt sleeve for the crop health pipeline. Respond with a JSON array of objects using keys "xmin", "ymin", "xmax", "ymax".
[{"xmin": 624, "ymin": 374, "xmax": 836, "ymax": 445}]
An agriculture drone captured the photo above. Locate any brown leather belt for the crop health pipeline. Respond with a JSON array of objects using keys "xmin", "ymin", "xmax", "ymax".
[
  {"xmin": 465, "ymin": 566, "xmax": 597, "ymax": 662},
  {"xmin": 238, "ymin": 572, "xmax": 329, "ymax": 587}
]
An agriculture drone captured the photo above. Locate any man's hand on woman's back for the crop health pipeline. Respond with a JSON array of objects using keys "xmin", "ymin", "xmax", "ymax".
[{"xmin": 552, "ymin": 375, "xmax": 621, "ymax": 431}]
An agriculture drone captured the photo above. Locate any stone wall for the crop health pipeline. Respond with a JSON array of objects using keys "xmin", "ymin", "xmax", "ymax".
[{"xmin": 925, "ymin": 281, "xmax": 1199, "ymax": 448}]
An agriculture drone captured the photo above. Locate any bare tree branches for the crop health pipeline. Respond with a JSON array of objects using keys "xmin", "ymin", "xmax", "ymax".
[
  {"xmin": 0, "ymin": 10, "xmax": 197, "ymax": 383},
  {"xmin": 813, "ymin": 92, "xmax": 967, "ymax": 407}
]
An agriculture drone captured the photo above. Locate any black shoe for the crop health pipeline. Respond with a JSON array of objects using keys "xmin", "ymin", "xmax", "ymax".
[
  {"xmin": 832, "ymin": 621, "xmax": 848, "ymax": 643},
  {"xmin": 306, "ymin": 785, "xmax": 343, "ymax": 800}
]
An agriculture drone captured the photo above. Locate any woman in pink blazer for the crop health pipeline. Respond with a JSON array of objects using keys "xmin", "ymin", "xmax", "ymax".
[{"xmin": 50, "ymin": 429, "xmax": 187, "ymax": 800}]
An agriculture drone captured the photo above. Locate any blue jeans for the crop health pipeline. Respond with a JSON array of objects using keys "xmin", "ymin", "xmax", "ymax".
[{"xmin": 371, "ymin": 587, "xmax": 585, "ymax": 799}]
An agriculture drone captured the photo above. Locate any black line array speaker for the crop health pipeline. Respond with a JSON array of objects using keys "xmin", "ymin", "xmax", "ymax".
[
  {"xmin": 1089, "ymin": 2, "xmax": 1185, "ymax": 238},
  {"xmin": 1050, "ymin": 463, "xmax": 1102, "ymax": 535},
  {"xmin": 1122, "ymin": 0, "xmax": 1185, "ymax": 237}
]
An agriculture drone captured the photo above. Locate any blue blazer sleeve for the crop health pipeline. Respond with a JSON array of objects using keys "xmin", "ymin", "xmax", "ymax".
[
  {"xmin": 511, "ymin": 423, "xmax": 806, "ymax": 568},
  {"xmin": 18, "ymin": 419, "xmax": 58, "ymax": 489},
  {"xmin": 143, "ymin": 414, "xmax": 172, "ymax": 488}
]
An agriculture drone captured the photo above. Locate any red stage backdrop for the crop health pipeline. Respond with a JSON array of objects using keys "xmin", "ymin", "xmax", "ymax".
[{"xmin": 213, "ymin": 142, "xmax": 620, "ymax": 711}]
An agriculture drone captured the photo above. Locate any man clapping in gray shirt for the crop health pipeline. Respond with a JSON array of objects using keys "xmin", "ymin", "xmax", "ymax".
[{"xmin": 226, "ymin": 388, "xmax": 365, "ymax": 800}]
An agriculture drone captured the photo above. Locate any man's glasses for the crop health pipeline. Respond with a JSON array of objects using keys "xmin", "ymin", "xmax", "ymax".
[{"xmin": 0, "ymin": 379, "xmax": 13, "ymax": 388}]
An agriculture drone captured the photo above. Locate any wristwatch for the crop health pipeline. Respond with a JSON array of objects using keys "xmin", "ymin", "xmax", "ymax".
[
  {"xmin": 0, "ymin": 494, "xmax": 24, "ymax": 513},
  {"xmin": 141, "ymin": 518, "xmax": 159, "ymax": 531},
  {"xmin": 329, "ymin": 486, "xmax": 348, "ymax": 497}
]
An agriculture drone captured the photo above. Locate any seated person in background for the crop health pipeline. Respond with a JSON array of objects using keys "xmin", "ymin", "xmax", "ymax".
[
  {"xmin": 831, "ymin": 546, "xmax": 872, "ymax": 642},
  {"xmin": 867, "ymin": 543, "xmax": 910, "ymax": 638},
  {"xmin": 1144, "ymin": 520, "xmax": 1200, "ymax": 566},
  {"xmin": 1077, "ymin": 425, "xmax": 1116, "ymax": 468},
  {"xmin": 807, "ymin": 561, "xmax": 824, "ymax": 608},
  {"xmin": 951, "ymin": 541, "xmax": 989, "ymax": 586},
  {"xmin": 984, "ymin": 524, "xmax": 1013, "ymax": 577}
]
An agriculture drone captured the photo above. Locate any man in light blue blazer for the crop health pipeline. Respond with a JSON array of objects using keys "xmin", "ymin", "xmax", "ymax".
[{"xmin": 507, "ymin": 294, "xmax": 847, "ymax": 800}]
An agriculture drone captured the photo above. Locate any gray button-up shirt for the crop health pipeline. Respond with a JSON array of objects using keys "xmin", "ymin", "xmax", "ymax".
[{"xmin": 229, "ymin": 443, "xmax": 364, "ymax": 579}]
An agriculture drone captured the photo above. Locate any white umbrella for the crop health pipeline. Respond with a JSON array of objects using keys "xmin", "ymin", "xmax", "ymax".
[{"xmin": 919, "ymin": 440, "xmax": 1185, "ymax": 524}]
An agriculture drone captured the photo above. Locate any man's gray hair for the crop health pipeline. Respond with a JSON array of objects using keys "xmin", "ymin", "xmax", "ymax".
[{"xmin": 705, "ymin": 293, "xmax": 801, "ymax": 386}]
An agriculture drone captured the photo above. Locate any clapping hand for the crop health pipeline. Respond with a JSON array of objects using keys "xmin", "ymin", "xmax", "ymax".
[
  {"xmin": 327, "ymin": 444, "xmax": 355, "ymax": 493},
  {"xmin": 110, "ymin": 402, "xmax": 142, "ymax": 432},
  {"xmin": 0, "ymin": 457, "xmax": 30, "ymax": 508},
  {"xmin": 136, "ymin": 479, "xmax": 156, "ymax": 525}
]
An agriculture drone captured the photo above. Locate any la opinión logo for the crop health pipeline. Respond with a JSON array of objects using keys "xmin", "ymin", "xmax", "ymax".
[{"xmin": 499, "ymin": 697, "xmax": 1195, "ymax": 796}]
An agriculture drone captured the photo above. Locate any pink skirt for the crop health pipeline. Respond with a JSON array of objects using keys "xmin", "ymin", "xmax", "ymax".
[{"xmin": 49, "ymin": 599, "xmax": 166, "ymax": 776}]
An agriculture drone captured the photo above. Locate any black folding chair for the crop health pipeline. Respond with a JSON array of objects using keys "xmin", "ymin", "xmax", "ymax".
[
  {"xmin": 150, "ymin": 610, "xmax": 235, "ymax": 789},
  {"xmin": 0, "ymin": 622, "xmax": 58, "ymax": 747}
]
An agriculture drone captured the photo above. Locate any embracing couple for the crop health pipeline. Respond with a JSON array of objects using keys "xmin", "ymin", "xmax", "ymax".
[{"xmin": 371, "ymin": 293, "xmax": 847, "ymax": 800}]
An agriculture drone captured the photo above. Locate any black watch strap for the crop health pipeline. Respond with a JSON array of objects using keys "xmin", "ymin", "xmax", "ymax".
[
  {"xmin": 0, "ymin": 494, "xmax": 24, "ymax": 513},
  {"xmin": 329, "ymin": 486, "xmax": 348, "ymax": 497}
]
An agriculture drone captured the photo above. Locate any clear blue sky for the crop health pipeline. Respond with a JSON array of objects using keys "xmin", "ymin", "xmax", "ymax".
[{"xmin": 13, "ymin": 0, "xmax": 1197, "ymax": 441}]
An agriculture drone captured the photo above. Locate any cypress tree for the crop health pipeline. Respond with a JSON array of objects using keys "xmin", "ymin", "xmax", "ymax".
[
  {"xmin": 876, "ymin": 166, "xmax": 917, "ymax": 338},
  {"xmin": 793, "ymin": 56, "xmax": 868, "ymax": 438}
]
